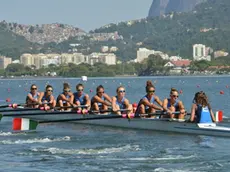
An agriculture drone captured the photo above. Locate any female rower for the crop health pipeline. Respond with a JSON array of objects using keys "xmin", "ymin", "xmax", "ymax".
[
  {"xmin": 162, "ymin": 88, "xmax": 186, "ymax": 119},
  {"xmin": 38, "ymin": 85, "xmax": 56, "ymax": 109},
  {"xmin": 189, "ymin": 91, "xmax": 216, "ymax": 123},
  {"xmin": 136, "ymin": 80, "xmax": 163, "ymax": 114},
  {"xmin": 91, "ymin": 85, "xmax": 112, "ymax": 113},
  {"xmin": 112, "ymin": 86, "xmax": 133, "ymax": 115},
  {"xmin": 73, "ymin": 83, "xmax": 91, "ymax": 113},
  {"xmin": 56, "ymin": 83, "xmax": 74, "ymax": 111},
  {"xmin": 25, "ymin": 84, "xmax": 40, "ymax": 108}
]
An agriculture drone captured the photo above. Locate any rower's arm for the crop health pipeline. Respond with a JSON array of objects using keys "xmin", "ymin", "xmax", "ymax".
[
  {"xmin": 178, "ymin": 101, "xmax": 185, "ymax": 113},
  {"xmin": 49, "ymin": 95, "xmax": 55, "ymax": 103},
  {"xmin": 155, "ymin": 96, "xmax": 163, "ymax": 107},
  {"xmin": 93, "ymin": 95, "xmax": 111, "ymax": 106},
  {"xmin": 85, "ymin": 94, "xmax": 91, "ymax": 109},
  {"xmin": 37, "ymin": 92, "xmax": 44, "ymax": 104},
  {"xmin": 124, "ymin": 99, "xmax": 132, "ymax": 111},
  {"xmin": 104, "ymin": 93, "xmax": 112, "ymax": 104},
  {"xmin": 210, "ymin": 109, "xmax": 216, "ymax": 122},
  {"xmin": 111, "ymin": 97, "xmax": 117, "ymax": 111},
  {"xmin": 190, "ymin": 104, "xmax": 197, "ymax": 122},
  {"xmin": 27, "ymin": 93, "xmax": 36, "ymax": 102},
  {"xmin": 142, "ymin": 98, "xmax": 162, "ymax": 110},
  {"xmin": 162, "ymin": 99, "xmax": 168, "ymax": 111}
]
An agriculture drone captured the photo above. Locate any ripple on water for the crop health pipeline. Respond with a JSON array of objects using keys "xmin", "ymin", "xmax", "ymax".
[
  {"xmin": 30, "ymin": 144, "xmax": 140, "ymax": 155},
  {"xmin": 0, "ymin": 136, "xmax": 71, "ymax": 145}
]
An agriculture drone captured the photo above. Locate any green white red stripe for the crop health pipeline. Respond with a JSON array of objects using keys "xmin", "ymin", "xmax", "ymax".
[{"xmin": 13, "ymin": 118, "xmax": 38, "ymax": 131}]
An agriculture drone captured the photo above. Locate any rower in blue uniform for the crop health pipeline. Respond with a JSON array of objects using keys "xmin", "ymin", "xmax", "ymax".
[
  {"xmin": 91, "ymin": 85, "xmax": 112, "ymax": 113},
  {"xmin": 112, "ymin": 86, "xmax": 132, "ymax": 115},
  {"xmin": 190, "ymin": 91, "xmax": 216, "ymax": 123},
  {"xmin": 136, "ymin": 80, "xmax": 163, "ymax": 115},
  {"xmin": 73, "ymin": 83, "xmax": 90, "ymax": 114},
  {"xmin": 162, "ymin": 88, "xmax": 185, "ymax": 120},
  {"xmin": 56, "ymin": 83, "xmax": 74, "ymax": 111},
  {"xmin": 38, "ymin": 85, "xmax": 56, "ymax": 109},
  {"xmin": 26, "ymin": 84, "xmax": 40, "ymax": 108}
]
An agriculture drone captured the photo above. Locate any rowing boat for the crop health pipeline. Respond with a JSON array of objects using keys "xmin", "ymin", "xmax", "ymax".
[{"xmin": 6, "ymin": 111, "xmax": 230, "ymax": 137}]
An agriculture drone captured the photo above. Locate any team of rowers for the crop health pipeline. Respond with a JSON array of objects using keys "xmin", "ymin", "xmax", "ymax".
[{"xmin": 25, "ymin": 80, "xmax": 216, "ymax": 123}]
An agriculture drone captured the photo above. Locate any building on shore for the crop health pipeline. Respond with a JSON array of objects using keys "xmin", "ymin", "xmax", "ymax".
[{"xmin": 0, "ymin": 56, "xmax": 12, "ymax": 69}]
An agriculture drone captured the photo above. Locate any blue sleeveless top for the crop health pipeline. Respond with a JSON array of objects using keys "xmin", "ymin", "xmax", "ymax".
[
  {"xmin": 196, "ymin": 104, "xmax": 212, "ymax": 123},
  {"xmin": 97, "ymin": 95, "xmax": 105, "ymax": 106},
  {"xmin": 142, "ymin": 95, "xmax": 155, "ymax": 109},
  {"xmin": 61, "ymin": 92, "xmax": 71, "ymax": 103},
  {"xmin": 41, "ymin": 93, "xmax": 51, "ymax": 102},
  {"xmin": 167, "ymin": 98, "xmax": 179, "ymax": 110},
  {"xmin": 116, "ymin": 96, "xmax": 125, "ymax": 109},
  {"xmin": 74, "ymin": 92, "xmax": 86, "ymax": 105},
  {"xmin": 28, "ymin": 92, "xmax": 39, "ymax": 99}
]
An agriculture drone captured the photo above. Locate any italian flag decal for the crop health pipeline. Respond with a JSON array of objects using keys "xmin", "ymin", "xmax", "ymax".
[{"xmin": 13, "ymin": 118, "xmax": 38, "ymax": 131}]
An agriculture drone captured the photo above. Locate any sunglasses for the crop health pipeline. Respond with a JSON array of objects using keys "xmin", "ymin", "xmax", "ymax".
[
  {"xmin": 47, "ymin": 89, "xmax": 53, "ymax": 92},
  {"xmin": 31, "ymin": 87, "xmax": 37, "ymax": 90},
  {"xmin": 148, "ymin": 90, "xmax": 155, "ymax": 93},
  {"xmin": 77, "ymin": 89, "xmax": 83, "ymax": 92},
  {"xmin": 64, "ymin": 90, "xmax": 71, "ymax": 92},
  {"xmin": 98, "ymin": 91, "xmax": 104, "ymax": 94},
  {"xmin": 119, "ymin": 90, "xmax": 126, "ymax": 93},
  {"xmin": 172, "ymin": 95, "xmax": 179, "ymax": 98}
]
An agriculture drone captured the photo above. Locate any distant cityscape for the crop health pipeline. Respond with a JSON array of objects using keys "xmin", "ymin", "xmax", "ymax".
[{"xmin": 0, "ymin": 42, "xmax": 228, "ymax": 76}]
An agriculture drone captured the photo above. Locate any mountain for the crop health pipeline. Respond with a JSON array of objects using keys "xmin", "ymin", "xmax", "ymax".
[
  {"xmin": 0, "ymin": 21, "xmax": 40, "ymax": 58},
  {"xmin": 92, "ymin": 0, "xmax": 230, "ymax": 60},
  {"xmin": 148, "ymin": 0, "xmax": 206, "ymax": 17}
]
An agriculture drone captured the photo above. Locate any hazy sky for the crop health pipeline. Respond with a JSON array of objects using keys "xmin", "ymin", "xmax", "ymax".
[{"xmin": 0, "ymin": 0, "xmax": 152, "ymax": 31}]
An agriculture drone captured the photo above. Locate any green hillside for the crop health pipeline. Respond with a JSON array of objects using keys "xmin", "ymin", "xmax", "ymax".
[
  {"xmin": 0, "ymin": 22, "xmax": 39, "ymax": 59},
  {"xmin": 92, "ymin": 0, "xmax": 230, "ymax": 59}
]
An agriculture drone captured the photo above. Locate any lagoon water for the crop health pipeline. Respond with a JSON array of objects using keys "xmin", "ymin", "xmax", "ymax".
[{"xmin": 0, "ymin": 76, "xmax": 230, "ymax": 171}]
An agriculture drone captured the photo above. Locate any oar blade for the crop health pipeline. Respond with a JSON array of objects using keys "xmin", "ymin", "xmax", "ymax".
[{"xmin": 13, "ymin": 118, "xmax": 38, "ymax": 131}]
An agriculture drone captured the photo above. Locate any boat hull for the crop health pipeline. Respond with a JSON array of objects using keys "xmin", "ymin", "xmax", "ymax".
[{"xmin": 10, "ymin": 112, "xmax": 230, "ymax": 137}]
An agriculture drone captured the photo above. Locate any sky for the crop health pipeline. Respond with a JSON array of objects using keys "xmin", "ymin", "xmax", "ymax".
[{"xmin": 0, "ymin": 0, "xmax": 152, "ymax": 31}]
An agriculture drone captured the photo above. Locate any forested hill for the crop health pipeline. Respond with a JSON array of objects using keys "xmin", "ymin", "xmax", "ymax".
[
  {"xmin": 93, "ymin": 0, "xmax": 230, "ymax": 59},
  {"xmin": 0, "ymin": 22, "xmax": 39, "ymax": 58}
]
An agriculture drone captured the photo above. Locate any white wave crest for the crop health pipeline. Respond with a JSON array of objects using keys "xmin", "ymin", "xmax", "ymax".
[
  {"xmin": 154, "ymin": 155, "xmax": 196, "ymax": 161},
  {"xmin": 0, "ymin": 136, "xmax": 70, "ymax": 144},
  {"xmin": 31, "ymin": 144, "xmax": 140, "ymax": 155},
  {"xmin": 0, "ymin": 132, "xmax": 14, "ymax": 136}
]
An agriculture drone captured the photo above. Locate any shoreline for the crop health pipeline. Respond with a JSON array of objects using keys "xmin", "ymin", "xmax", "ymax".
[{"xmin": 0, "ymin": 74, "xmax": 230, "ymax": 80}]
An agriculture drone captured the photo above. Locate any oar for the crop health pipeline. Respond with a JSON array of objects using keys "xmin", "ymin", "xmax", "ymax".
[
  {"xmin": 0, "ymin": 103, "xmax": 25, "ymax": 109},
  {"xmin": 90, "ymin": 109, "xmax": 129, "ymax": 114},
  {"xmin": 0, "ymin": 105, "xmax": 88, "ymax": 113}
]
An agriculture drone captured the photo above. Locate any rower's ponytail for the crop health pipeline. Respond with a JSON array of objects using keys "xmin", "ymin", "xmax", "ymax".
[
  {"xmin": 170, "ymin": 88, "xmax": 178, "ymax": 94},
  {"xmin": 146, "ymin": 80, "xmax": 155, "ymax": 92}
]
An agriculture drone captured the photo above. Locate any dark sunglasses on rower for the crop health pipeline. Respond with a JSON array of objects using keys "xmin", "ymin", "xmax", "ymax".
[
  {"xmin": 98, "ymin": 91, "xmax": 104, "ymax": 94},
  {"xmin": 47, "ymin": 89, "xmax": 53, "ymax": 92},
  {"xmin": 119, "ymin": 90, "xmax": 125, "ymax": 93},
  {"xmin": 31, "ymin": 88, "xmax": 37, "ymax": 90},
  {"xmin": 77, "ymin": 89, "xmax": 83, "ymax": 92},
  {"xmin": 64, "ymin": 90, "xmax": 71, "ymax": 92},
  {"xmin": 148, "ymin": 90, "xmax": 155, "ymax": 93},
  {"xmin": 172, "ymin": 95, "xmax": 179, "ymax": 98}
]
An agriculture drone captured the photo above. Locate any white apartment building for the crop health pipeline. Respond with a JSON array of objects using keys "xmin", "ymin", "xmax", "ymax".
[
  {"xmin": 193, "ymin": 44, "xmax": 211, "ymax": 61},
  {"xmin": 20, "ymin": 53, "xmax": 34, "ymax": 66},
  {"xmin": 0, "ymin": 56, "xmax": 12, "ymax": 69},
  {"xmin": 88, "ymin": 53, "xmax": 116, "ymax": 65},
  {"xmin": 72, "ymin": 53, "xmax": 88, "ymax": 64},
  {"xmin": 137, "ymin": 48, "xmax": 155, "ymax": 63},
  {"xmin": 41, "ymin": 57, "xmax": 59, "ymax": 67}
]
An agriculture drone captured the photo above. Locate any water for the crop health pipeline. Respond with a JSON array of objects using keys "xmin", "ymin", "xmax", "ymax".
[{"xmin": 0, "ymin": 76, "xmax": 230, "ymax": 171}]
